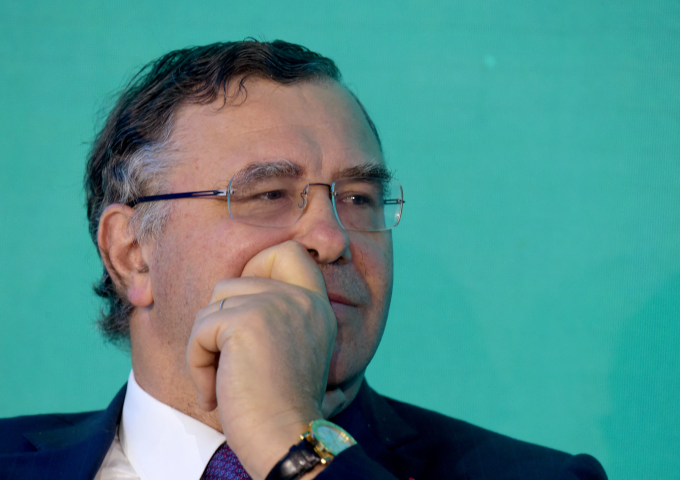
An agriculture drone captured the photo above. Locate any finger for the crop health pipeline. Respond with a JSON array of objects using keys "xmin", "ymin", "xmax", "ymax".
[
  {"xmin": 207, "ymin": 277, "xmax": 290, "ymax": 305},
  {"xmin": 199, "ymin": 291, "xmax": 281, "ymax": 326},
  {"xmin": 241, "ymin": 240, "xmax": 327, "ymax": 296},
  {"xmin": 186, "ymin": 314, "xmax": 230, "ymax": 412}
]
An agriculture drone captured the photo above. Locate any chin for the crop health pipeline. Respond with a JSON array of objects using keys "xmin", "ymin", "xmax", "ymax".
[
  {"xmin": 326, "ymin": 316, "xmax": 385, "ymax": 391},
  {"xmin": 326, "ymin": 349, "xmax": 368, "ymax": 392}
]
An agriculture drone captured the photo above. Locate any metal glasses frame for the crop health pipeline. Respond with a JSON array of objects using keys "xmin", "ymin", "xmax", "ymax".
[{"xmin": 130, "ymin": 179, "xmax": 405, "ymax": 231}]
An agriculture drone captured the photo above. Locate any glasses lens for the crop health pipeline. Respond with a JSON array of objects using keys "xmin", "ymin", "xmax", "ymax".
[
  {"xmin": 333, "ymin": 178, "xmax": 403, "ymax": 232},
  {"xmin": 228, "ymin": 176, "xmax": 307, "ymax": 227}
]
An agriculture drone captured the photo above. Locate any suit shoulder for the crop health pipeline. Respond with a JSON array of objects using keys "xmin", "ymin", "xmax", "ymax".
[
  {"xmin": 0, "ymin": 410, "xmax": 102, "ymax": 453},
  {"xmin": 380, "ymin": 396, "xmax": 607, "ymax": 479},
  {"xmin": 381, "ymin": 395, "xmax": 532, "ymax": 447}
]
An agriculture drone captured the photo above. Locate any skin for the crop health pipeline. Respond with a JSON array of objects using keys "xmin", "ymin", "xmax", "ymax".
[{"xmin": 98, "ymin": 79, "xmax": 393, "ymax": 479}]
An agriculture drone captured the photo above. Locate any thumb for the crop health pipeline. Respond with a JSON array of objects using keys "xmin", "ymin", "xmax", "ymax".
[{"xmin": 241, "ymin": 240, "xmax": 327, "ymax": 296}]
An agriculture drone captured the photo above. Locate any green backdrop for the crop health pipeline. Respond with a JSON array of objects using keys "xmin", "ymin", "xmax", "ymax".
[{"xmin": 1, "ymin": 2, "xmax": 679, "ymax": 478}]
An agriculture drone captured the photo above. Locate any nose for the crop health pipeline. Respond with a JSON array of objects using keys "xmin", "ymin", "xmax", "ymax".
[{"xmin": 293, "ymin": 184, "xmax": 352, "ymax": 265}]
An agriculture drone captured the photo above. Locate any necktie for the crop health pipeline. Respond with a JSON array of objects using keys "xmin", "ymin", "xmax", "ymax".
[{"xmin": 201, "ymin": 443, "xmax": 252, "ymax": 480}]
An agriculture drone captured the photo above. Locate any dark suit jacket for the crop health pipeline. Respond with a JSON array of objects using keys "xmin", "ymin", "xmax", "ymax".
[{"xmin": 0, "ymin": 382, "xmax": 607, "ymax": 479}]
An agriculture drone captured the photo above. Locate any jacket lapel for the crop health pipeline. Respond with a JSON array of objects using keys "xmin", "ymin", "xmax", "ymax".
[
  {"xmin": 334, "ymin": 380, "xmax": 429, "ymax": 479},
  {"xmin": 15, "ymin": 384, "xmax": 127, "ymax": 480}
]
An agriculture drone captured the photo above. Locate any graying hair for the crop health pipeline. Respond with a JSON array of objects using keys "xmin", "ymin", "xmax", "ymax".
[
  {"xmin": 92, "ymin": 123, "xmax": 176, "ymax": 344},
  {"xmin": 124, "ymin": 131, "xmax": 177, "ymax": 243}
]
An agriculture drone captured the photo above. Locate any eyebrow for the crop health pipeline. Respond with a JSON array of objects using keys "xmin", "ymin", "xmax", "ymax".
[
  {"xmin": 336, "ymin": 163, "xmax": 394, "ymax": 181},
  {"xmin": 231, "ymin": 160, "xmax": 304, "ymax": 186},
  {"xmin": 231, "ymin": 160, "xmax": 393, "ymax": 185}
]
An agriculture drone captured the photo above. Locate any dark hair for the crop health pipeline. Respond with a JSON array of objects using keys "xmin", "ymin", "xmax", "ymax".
[{"xmin": 85, "ymin": 39, "xmax": 381, "ymax": 346}]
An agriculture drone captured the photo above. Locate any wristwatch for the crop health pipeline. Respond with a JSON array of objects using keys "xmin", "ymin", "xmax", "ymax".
[{"xmin": 265, "ymin": 419, "xmax": 357, "ymax": 480}]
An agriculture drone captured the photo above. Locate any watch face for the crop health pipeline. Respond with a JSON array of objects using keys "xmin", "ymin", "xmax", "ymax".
[{"xmin": 310, "ymin": 420, "xmax": 356, "ymax": 456}]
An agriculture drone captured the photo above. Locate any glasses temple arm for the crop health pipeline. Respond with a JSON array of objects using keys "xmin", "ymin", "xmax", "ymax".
[{"xmin": 131, "ymin": 190, "xmax": 228, "ymax": 206}]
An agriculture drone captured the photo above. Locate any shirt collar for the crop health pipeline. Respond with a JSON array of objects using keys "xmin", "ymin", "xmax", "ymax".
[{"xmin": 120, "ymin": 370, "xmax": 226, "ymax": 480}]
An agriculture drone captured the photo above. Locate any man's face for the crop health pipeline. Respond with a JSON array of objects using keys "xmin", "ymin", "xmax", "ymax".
[{"xmin": 143, "ymin": 79, "xmax": 393, "ymax": 391}]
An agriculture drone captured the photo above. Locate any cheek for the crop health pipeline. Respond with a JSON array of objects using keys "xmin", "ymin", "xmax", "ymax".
[
  {"xmin": 330, "ymin": 233, "xmax": 393, "ymax": 381},
  {"xmin": 351, "ymin": 232, "xmax": 394, "ymax": 304},
  {"xmin": 330, "ymin": 311, "xmax": 386, "ymax": 387},
  {"xmin": 149, "ymin": 211, "xmax": 296, "ymax": 335}
]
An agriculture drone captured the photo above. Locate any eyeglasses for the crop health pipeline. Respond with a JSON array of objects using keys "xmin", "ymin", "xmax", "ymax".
[{"xmin": 132, "ymin": 175, "xmax": 404, "ymax": 232}]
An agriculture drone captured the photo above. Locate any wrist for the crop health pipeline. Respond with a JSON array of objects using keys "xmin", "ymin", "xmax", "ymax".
[
  {"xmin": 238, "ymin": 421, "xmax": 313, "ymax": 480},
  {"xmin": 229, "ymin": 407, "xmax": 320, "ymax": 478},
  {"xmin": 265, "ymin": 419, "xmax": 356, "ymax": 480}
]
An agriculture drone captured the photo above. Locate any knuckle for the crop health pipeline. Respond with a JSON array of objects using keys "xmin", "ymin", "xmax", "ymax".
[
  {"xmin": 211, "ymin": 278, "xmax": 234, "ymax": 298},
  {"xmin": 213, "ymin": 278, "xmax": 232, "ymax": 290},
  {"xmin": 292, "ymin": 289, "xmax": 314, "ymax": 310},
  {"xmin": 195, "ymin": 303, "xmax": 215, "ymax": 319}
]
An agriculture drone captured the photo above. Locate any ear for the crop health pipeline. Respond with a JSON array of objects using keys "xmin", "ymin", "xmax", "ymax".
[{"xmin": 97, "ymin": 204, "xmax": 154, "ymax": 307}]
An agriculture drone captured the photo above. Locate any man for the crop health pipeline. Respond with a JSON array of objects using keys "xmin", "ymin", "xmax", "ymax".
[{"xmin": 0, "ymin": 40, "xmax": 607, "ymax": 480}]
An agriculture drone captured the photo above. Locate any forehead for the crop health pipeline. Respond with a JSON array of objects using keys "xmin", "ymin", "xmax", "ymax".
[{"xmin": 168, "ymin": 79, "xmax": 383, "ymax": 184}]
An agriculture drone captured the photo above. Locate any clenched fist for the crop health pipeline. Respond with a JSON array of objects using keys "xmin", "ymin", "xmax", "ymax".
[{"xmin": 186, "ymin": 241, "xmax": 337, "ymax": 479}]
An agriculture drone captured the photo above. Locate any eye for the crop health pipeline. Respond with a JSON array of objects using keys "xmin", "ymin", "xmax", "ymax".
[
  {"xmin": 255, "ymin": 190, "xmax": 286, "ymax": 201},
  {"xmin": 340, "ymin": 194, "xmax": 373, "ymax": 206}
]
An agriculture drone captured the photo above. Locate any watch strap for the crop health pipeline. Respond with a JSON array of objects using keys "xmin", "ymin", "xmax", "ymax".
[{"xmin": 265, "ymin": 437, "xmax": 321, "ymax": 480}]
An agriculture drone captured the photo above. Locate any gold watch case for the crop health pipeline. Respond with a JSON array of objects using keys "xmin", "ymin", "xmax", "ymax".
[{"xmin": 302, "ymin": 419, "xmax": 357, "ymax": 464}]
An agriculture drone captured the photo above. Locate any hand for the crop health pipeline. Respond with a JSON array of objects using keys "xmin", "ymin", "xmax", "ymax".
[{"xmin": 186, "ymin": 241, "xmax": 337, "ymax": 479}]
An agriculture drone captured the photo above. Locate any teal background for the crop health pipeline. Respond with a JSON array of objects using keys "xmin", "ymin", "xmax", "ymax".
[{"xmin": 1, "ymin": 2, "xmax": 679, "ymax": 478}]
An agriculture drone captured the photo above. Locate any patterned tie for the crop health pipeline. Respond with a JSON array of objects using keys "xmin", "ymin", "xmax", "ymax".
[{"xmin": 201, "ymin": 443, "xmax": 252, "ymax": 480}]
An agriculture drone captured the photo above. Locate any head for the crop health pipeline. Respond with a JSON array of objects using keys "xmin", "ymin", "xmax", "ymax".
[{"xmin": 88, "ymin": 40, "xmax": 393, "ymax": 411}]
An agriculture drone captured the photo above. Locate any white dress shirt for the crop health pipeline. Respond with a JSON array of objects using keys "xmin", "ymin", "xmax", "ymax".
[{"xmin": 94, "ymin": 371, "xmax": 227, "ymax": 480}]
